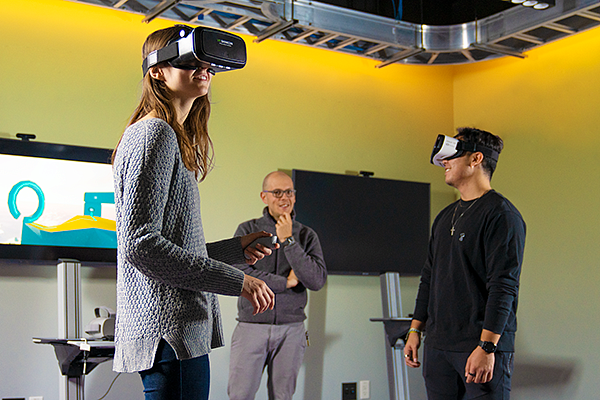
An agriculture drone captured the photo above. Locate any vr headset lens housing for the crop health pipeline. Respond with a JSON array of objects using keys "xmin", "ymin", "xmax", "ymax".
[
  {"xmin": 430, "ymin": 134, "xmax": 499, "ymax": 167},
  {"xmin": 142, "ymin": 27, "xmax": 247, "ymax": 76},
  {"xmin": 431, "ymin": 135, "xmax": 461, "ymax": 167}
]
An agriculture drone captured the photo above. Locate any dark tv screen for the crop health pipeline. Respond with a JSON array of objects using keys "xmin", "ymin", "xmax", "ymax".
[
  {"xmin": 292, "ymin": 169, "xmax": 429, "ymax": 276},
  {"xmin": 0, "ymin": 138, "xmax": 116, "ymax": 263}
]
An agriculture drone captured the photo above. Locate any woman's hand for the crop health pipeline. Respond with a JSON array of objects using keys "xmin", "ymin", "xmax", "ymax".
[
  {"xmin": 241, "ymin": 231, "xmax": 279, "ymax": 265},
  {"xmin": 241, "ymin": 274, "xmax": 275, "ymax": 315}
]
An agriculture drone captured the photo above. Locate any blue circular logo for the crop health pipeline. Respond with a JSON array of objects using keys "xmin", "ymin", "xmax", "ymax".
[{"xmin": 8, "ymin": 181, "xmax": 45, "ymax": 224}]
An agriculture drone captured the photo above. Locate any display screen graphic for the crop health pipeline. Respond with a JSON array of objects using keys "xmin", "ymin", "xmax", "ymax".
[
  {"xmin": 0, "ymin": 138, "xmax": 116, "ymax": 262},
  {"xmin": 1, "ymin": 155, "xmax": 116, "ymax": 248}
]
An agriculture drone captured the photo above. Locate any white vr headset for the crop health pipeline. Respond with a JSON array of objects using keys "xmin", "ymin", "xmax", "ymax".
[{"xmin": 430, "ymin": 135, "xmax": 499, "ymax": 167}]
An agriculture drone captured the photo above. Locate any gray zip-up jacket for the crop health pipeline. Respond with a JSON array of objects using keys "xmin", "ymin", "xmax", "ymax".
[{"xmin": 234, "ymin": 207, "xmax": 327, "ymax": 324}]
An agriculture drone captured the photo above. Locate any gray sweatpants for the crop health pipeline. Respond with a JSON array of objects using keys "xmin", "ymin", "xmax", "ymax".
[{"xmin": 228, "ymin": 322, "xmax": 307, "ymax": 400}]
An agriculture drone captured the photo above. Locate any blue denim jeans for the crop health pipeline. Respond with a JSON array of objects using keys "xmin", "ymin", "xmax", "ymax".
[{"xmin": 139, "ymin": 340, "xmax": 210, "ymax": 400}]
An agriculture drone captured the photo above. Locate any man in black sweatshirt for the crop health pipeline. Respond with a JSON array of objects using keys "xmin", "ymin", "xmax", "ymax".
[
  {"xmin": 228, "ymin": 171, "xmax": 327, "ymax": 400},
  {"xmin": 404, "ymin": 128, "xmax": 526, "ymax": 400}
]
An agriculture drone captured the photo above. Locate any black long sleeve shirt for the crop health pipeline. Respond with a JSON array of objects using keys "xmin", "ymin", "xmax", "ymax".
[{"xmin": 413, "ymin": 190, "xmax": 526, "ymax": 352}]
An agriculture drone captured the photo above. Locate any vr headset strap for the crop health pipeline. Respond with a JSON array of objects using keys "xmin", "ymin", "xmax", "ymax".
[
  {"xmin": 142, "ymin": 42, "xmax": 180, "ymax": 75},
  {"xmin": 458, "ymin": 141, "xmax": 499, "ymax": 162}
]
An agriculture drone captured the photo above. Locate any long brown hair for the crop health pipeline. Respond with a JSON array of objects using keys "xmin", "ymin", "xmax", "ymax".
[{"xmin": 113, "ymin": 25, "xmax": 214, "ymax": 181}]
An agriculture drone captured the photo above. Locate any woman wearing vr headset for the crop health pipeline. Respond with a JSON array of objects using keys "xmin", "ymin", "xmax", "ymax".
[{"xmin": 112, "ymin": 25, "xmax": 275, "ymax": 399}]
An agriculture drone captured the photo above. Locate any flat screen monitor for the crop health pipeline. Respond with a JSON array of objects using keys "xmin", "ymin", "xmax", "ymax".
[
  {"xmin": 292, "ymin": 169, "xmax": 430, "ymax": 276},
  {"xmin": 0, "ymin": 138, "xmax": 116, "ymax": 263}
]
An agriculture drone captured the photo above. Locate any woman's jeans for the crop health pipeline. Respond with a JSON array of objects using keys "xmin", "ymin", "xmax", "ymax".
[{"xmin": 139, "ymin": 340, "xmax": 210, "ymax": 400}]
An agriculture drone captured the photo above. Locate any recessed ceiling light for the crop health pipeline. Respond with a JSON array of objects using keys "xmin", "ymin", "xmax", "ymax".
[{"xmin": 534, "ymin": 2, "xmax": 550, "ymax": 9}]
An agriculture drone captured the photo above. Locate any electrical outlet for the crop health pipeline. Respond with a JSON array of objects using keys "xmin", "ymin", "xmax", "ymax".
[
  {"xmin": 342, "ymin": 382, "xmax": 357, "ymax": 400},
  {"xmin": 359, "ymin": 380, "xmax": 370, "ymax": 399}
]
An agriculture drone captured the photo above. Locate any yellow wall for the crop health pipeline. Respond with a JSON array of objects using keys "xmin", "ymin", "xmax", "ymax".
[
  {"xmin": 204, "ymin": 29, "xmax": 456, "ymax": 238},
  {"xmin": 0, "ymin": 0, "xmax": 455, "ymax": 232},
  {"xmin": 1, "ymin": 0, "xmax": 165, "ymax": 147}
]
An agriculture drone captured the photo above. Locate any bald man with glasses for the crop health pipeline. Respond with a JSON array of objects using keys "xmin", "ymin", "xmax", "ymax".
[{"xmin": 228, "ymin": 171, "xmax": 327, "ymax": 400}]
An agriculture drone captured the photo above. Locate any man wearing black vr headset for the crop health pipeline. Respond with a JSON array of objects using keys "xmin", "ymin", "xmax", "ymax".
[{"xmin": 404, "ymin": 128, "xmax": 526, "ymax": 399}]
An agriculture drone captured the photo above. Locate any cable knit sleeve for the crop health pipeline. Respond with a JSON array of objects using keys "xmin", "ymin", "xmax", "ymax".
[
  {"xmin": 114, "ymin": 119, "xmax": 244, "ymax": 296},
  {"xmin": 206, "ymin": 237, "xmax": 247, "ymax": 265}
]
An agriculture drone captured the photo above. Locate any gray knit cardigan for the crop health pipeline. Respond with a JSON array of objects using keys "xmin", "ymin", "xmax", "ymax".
[{"xmin": 112, "ymin": 118, "xmax": 245, "ymax": 373}]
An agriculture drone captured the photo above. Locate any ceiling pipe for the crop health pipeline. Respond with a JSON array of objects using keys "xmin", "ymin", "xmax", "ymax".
[{"xmin": 142, "ymin": 0, "xmax": 180, "ymax": 23}]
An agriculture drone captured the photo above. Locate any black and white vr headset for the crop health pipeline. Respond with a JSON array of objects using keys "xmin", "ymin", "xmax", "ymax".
[
  {"xmin": 430, "ymin": 135, "xmax": 499, "ymax": 167},
  {"xmin": 142, "ymin": 26, "xmax": 247, "ymax": 76}
]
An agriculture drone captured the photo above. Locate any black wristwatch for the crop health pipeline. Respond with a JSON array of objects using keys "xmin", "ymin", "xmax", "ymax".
[
  {"xmin": 478, "ymin": 340, "xmax": 497, "ymax": 353},
  {"xmin": 282, "ymin": 236, "xmax": 296, "ymax": 247}
]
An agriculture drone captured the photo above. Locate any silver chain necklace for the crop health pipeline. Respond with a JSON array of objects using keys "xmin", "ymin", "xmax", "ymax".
[{"xmin": 450, "ymin": 197, "xmax": 481, "ymax": 236}]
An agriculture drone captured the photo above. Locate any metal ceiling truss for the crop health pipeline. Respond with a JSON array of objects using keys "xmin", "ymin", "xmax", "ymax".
[{"xmin": 72, "ymin": 0, "xmax": 600, "ymax": 66}]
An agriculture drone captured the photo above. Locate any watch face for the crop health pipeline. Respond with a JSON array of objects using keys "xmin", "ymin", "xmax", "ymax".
[{"xmin": 479, "ymin": 341, "xmax": 496, "ymax": 353}]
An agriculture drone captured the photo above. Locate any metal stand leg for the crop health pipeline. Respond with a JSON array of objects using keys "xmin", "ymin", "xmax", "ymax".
[
  {"xmin": 380, "ymin": 272, "xmax": 410, "ymax": 400},
  {"xmin": 57, "ymin": 259, "xmax": 84, "ymax": 400}
]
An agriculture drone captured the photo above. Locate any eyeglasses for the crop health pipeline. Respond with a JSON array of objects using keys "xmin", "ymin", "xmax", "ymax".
[{"xmin": 263, "ymin": 189, "xmax": 296, "ymax": 198}]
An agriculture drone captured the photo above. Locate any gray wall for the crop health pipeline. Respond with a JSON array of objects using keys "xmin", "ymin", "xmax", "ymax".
[{"xmin": 0, "ymin": 262, "xmax": 143, "ymax": 399}]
